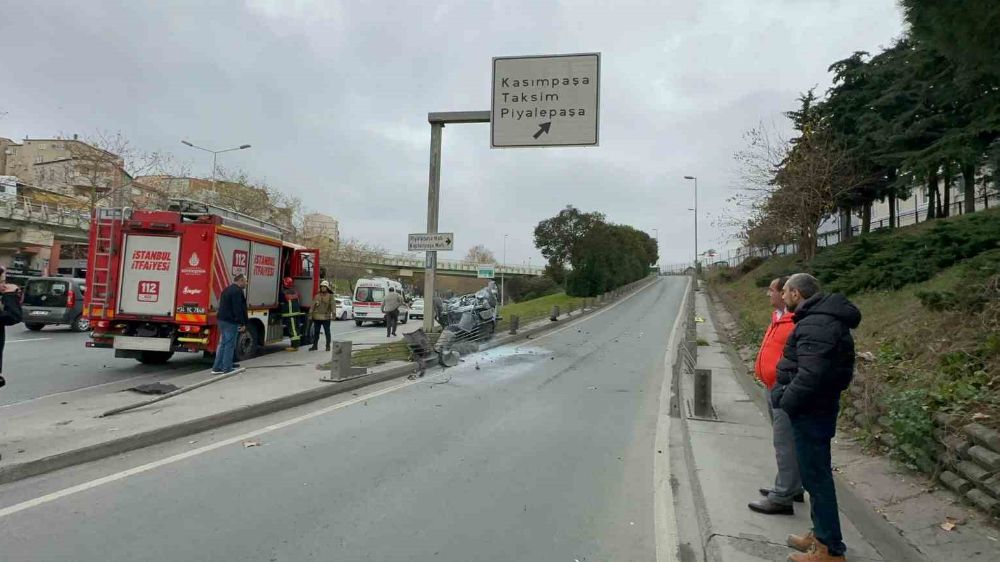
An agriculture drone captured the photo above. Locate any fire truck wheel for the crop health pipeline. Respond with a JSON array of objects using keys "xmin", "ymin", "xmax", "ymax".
[
  {"xmin": 136, "ymin": 351, "xmax": 173, "ymax": 365},
  {"xmin": 236, "ymin": 324, "xmax": 261, "ymax": 361}
]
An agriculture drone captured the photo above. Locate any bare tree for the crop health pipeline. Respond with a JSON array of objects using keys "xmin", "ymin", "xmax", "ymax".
[
  {"xmin": 464, "ymin": 244, "xmax": 496, "ymax": 264},
  {"xmin": 66, "ymin": 130, "xmax": 181, "ymax": 211}
]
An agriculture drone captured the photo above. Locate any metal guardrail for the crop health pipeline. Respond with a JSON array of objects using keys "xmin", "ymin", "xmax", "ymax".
[{"xmin": 0, "ymin": 195, "xmax": 91, "ymax": 230}]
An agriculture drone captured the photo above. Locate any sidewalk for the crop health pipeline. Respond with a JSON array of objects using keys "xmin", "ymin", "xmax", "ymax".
[
  {"xmin": 676, "ymin": 291, "xmax": 882, "ymax": 561},
  {"xmin": 690, "ymin": 288, "xmax": 1000, "ymax": 561}
]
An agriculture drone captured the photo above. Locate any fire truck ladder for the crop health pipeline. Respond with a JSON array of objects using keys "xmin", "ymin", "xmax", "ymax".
[
  {"xmin": 88, "ymin": 208, "xmax": 127, "ymax": 314},
  {"xmin": 168, "ymin": 198, "xmax": 285, "ymax": 240}
]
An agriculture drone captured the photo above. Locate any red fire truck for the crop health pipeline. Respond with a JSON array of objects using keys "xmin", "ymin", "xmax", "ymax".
[{"xmin": 84, "ymin": 200, "xmax": 321, "ymax": 364}]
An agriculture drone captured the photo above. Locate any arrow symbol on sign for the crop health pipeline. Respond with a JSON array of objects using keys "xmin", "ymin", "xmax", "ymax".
[
  {"xmin": 533, "ymin": 122, "xmax": 552, "ymax": 139},
  {"xmin": 445, "ymin": 237, "xmax": 452, "ymax": 245}
]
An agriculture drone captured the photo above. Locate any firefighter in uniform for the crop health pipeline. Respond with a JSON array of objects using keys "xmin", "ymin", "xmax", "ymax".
[{"xmin": 279, "ymin": 277, "xmax": 307, "ymax": 350}]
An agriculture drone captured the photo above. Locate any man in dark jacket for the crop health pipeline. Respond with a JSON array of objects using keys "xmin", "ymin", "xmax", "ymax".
[
  {"xmin": 773, "ymin": 273, "xmax": 861, "ymax": 562},
  {"xmin": 0, "ymin": 265, "xmax": 23, "ymax": 392},
  {"xmin": 213, "ymin": 274, "xmax": 248, "ymax": 375}
]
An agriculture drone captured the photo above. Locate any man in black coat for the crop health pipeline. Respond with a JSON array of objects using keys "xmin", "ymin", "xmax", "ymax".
[
  {"xmin": 0, "ymin": 265, "xmax": 23, "ymax": 390},
  {"xmin": 213, "ymin": 274, "xmax": 248, "ymax": 375},
  {"xmin": 773, "ymin": 273, "xmax": 861, "ymax": 562}
]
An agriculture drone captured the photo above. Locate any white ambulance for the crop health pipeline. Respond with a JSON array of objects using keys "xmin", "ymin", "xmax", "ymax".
[{"xmin": 352, "ymin": 277, "xmax": 409, "ymax": 327}]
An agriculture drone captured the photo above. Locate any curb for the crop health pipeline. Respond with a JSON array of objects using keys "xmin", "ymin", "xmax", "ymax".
[
  {"xmin": 0, "ymin": 277, "xmax": 658, "ymax": 487},
  {"xmin": 701, "ymin": 287, "xmax": 931, "ymax": 562}
]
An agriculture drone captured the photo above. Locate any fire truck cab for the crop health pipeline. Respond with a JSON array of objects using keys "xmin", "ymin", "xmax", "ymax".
[{"xmin": 84, "ymin": 199, "xmax": 321, "ymax": 364}]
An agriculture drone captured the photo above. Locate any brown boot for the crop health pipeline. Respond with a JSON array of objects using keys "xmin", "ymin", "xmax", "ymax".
[
  {"xmin": 788, "ymin": 541, "xmax": 845, "ymax": 562},
  {"xmin": 787, "ymin": 531, "xmax": 817, "ymax": 553}
]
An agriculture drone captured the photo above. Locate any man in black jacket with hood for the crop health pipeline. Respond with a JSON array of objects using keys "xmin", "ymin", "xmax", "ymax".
[{"xmin": 773, "ymin": 273, "xmax": 861, "ymax": 562}]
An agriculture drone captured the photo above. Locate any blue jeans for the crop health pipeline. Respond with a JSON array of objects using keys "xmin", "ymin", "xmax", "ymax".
[
  {"xmin": 212, "ymin": 320, "xmax": 239, "ymax": 373},
  {"xmin": 791, "ymin": 410, "xmax": 846, "ymax": 556}
]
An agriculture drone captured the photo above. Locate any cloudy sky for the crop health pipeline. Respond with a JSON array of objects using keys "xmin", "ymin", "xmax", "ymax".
[{"xmin": 1, "ymin": 0, "xmax": 904, "ymax": 267}]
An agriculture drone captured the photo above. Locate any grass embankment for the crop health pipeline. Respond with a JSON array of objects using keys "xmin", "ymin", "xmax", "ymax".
[
  {"xmin": 344, "ymin": 292, "xmax": 589, "ymax": 368},
  {"xmin": 710, "ymin": 207, "xmax": 1000, "ymax": 469}
]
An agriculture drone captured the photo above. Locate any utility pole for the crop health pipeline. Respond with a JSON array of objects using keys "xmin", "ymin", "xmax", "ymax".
[
  {"xmin": 684, "ymin": 175, "xmax": 698, "ymax": 270},
  {"xmin": 502, "ymin": 233, "xmax": 508, "ymax": 305}
]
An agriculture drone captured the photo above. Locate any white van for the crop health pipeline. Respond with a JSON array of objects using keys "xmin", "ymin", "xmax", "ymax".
[{"xmin": 352, "ymin": 277, "xmax": 409, "ymax": 327}]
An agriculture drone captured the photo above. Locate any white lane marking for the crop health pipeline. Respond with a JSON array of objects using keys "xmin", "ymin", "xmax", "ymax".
[
  {"xmin": 530, "ymin": 278, "xmax": 661, "ymax": 343},
  {"xmin": 653, "ymin": 277, "xmax": 690, "ymax": 562},
  {"xmin": 0, "ymin": 376, "xmax": 430, "ymax": 520},
  {"xmin": 6, "ymin": 338, "xmax": 54, "ymax": 344}
]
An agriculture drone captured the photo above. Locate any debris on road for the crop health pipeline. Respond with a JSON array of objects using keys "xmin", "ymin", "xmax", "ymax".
[
  {"xmin": 126, "ymin": 382, "xmax": 180, "ymax": 395},
  {"xmin": 242, "ymin": 440, "xmax": 261, "ymax": 448}
]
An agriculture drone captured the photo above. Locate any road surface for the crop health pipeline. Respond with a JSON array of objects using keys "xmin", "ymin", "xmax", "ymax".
[
  {"xmin": 1, "ymin": 317, "xmax": 424, "ymax": 407},
  {"xmin": 0, "ymin": 278, "xmax": 686, "ymax": 561}
]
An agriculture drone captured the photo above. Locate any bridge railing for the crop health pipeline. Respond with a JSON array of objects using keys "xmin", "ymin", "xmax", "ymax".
[{"xmin": 0, "ymin": 195, "xmax": 91, "ymax": 230}]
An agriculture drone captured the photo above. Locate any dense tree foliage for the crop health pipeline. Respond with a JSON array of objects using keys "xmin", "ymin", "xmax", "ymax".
[
  {"xmin": 534, "ymin": 206, "xmax": 657, "ymax": 297},
  {"xmin": 732, "ymin": 4, "xmax": 1000, "ymax": 258}
]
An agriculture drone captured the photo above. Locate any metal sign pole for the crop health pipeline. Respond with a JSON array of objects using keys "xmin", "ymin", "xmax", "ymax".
[
  {"xmin": 422, "ymin": 112, "xmax": 490, "ymax": 334},
  {"xmin": 423, "ymin": 121, "xmax": 443, "ymax": 334}
]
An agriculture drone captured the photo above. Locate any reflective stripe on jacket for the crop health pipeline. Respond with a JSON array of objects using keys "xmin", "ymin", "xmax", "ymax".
[{"xmin": 754, "ymin": 309, "xmax": 795, "ymax": 389}]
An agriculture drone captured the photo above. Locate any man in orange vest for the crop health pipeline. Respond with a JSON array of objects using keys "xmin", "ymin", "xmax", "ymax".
[{"xmin": 748, "ymin": 276, "xmax": 803, "ymax": 515}]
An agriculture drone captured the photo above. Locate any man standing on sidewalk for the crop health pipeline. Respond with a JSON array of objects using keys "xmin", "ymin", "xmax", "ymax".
[
  {"xmin": 748, "ymin": 276, "xmax": 804, "ymax": 516},
  {"xmin": 382, "ymin": 287, "xmax": 404, "ymax": 338},
  {"xmin": 213, "ymin": 274, "xmax": 248, "ymax": 375},
  {"xmin": 773, "ymin": 273, "xmax": 861, "ymax": 562}
]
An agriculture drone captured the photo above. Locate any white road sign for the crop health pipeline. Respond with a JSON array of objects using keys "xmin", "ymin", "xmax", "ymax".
[
  {"xmin": 491, "ymin": 52, "xmax": 600, "ymax": 148},
  {"xmin": 409, "ymin": 233, "xmax": 455, "ymax": 251}
]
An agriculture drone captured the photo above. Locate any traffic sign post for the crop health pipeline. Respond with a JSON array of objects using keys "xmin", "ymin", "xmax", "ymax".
[
  {"xmin": 491, "ymin": 53, "xmax": 600, "ymax": 148},
  {"xmin": 422, "ymin": 52, "xmax": 600, "ymax": 332},
  {"xmin": 409, "ymin": 233, "xmax": 454, "ymax": 252}
]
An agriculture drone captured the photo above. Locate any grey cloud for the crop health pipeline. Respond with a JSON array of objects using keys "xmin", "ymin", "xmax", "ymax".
[{"xmin": 1, "ymin": 0, "xmax": 903, "ymax": 266}]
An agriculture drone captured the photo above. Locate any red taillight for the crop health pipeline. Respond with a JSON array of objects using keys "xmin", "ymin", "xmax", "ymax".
[
  {"xmin": 178, "ymin": 325, "xmax": 202, "ymax": 333},
  {"xmin": 66, "ymin": 290, "xmax": 75, "ymax": 308}
]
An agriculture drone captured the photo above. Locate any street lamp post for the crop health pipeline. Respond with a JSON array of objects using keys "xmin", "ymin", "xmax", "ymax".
[
  {"xmin": 683, "ymin": 175, "xmax": 698, "ymax": 269},
  {"xmin": 502, "ymin": 234, "xmax": 508, "ymax": 305},
  {"xmin": 181, "ymin": 140, "xmax": 252, "ymax": 191},
  {"xmin": 652, "ymin": 228, "xmax": 659, "ymax": 268}
]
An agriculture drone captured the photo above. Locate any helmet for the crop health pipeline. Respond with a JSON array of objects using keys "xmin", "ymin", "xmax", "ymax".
[{"xmin": 283, "ymin": 277, "xmax": 294, "ymax": 288}]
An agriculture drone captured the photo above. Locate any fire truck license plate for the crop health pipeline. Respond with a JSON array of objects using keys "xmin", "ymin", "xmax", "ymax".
[{"xmin": 113, "ymin": 336, "xmax": 173, "ymax": 352}]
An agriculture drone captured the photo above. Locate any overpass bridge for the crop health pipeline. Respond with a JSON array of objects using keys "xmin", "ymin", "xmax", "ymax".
[
  {"xmin": 0, "ymin": 196, "xmax": 91, "ymax": 244},
  {"xmin": 328, "ymin": 253, "xmax": 545, "ymax": 278}
]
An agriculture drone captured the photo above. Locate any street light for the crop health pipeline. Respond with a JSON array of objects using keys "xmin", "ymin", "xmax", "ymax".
[
  {"xmin": 180, "ymin": 140, "xmax": 252, "ymax": 190},
  {"xmin": 683, "ymin": 175, "xmax": 698, "ymax": 269},
  {"xmin": 652, "ymin": 228, "xmax": 659, "ymax": 267},
  {"xmin": 502, "ymin": 234, "xmax": 508, "ymax": 306}
]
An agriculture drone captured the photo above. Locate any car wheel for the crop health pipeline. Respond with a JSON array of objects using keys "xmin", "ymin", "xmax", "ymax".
[
  {"xmin": 400, "ymin": 313, "xmax": 408, "ymax": 325},
  {"xmin": 25, "ymin": 323, "xmax": 45, "ymax": 331},
  {"xmin": 341, "ymin": 311, "xmax": 348, "ymax": 321},
  {"xmin": 71, "ymin": 315, "xmax": 90, "ymax": 332},
  {"xmin": 355, "ymin": 319, "xmax": 363, "ymax": 327},
  {"xmin": 136, "ymin": 351, "xmax": 173, "ymax": 365}
]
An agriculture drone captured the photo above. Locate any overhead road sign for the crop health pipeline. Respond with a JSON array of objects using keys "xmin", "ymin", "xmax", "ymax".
[
  {"xmin": 477, "ymin": 264, "xmax": 496, "ymax": 279},
  {"xmin": 491, "ymin": 52, "xmax": 600, "ymax": 148}
]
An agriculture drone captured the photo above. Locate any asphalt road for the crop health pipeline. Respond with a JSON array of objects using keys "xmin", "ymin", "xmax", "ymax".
[
  {"xmin": 0, "ymin": 316, "xmax": 423, "ymax": 407},
  {"xmin": 0, "ymin": 278, "xmax": 686, "ymax": 562}
]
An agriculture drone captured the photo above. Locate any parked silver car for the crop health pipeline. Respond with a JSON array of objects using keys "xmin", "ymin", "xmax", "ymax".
[{"xmin": 21, "ymin": 277, "xmax": 89, "ymax": 332}]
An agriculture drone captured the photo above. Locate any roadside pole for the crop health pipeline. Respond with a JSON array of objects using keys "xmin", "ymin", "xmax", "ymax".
[{"xmin": 422, "ymin": 112, "xmax": 490, "ymax": 334}]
